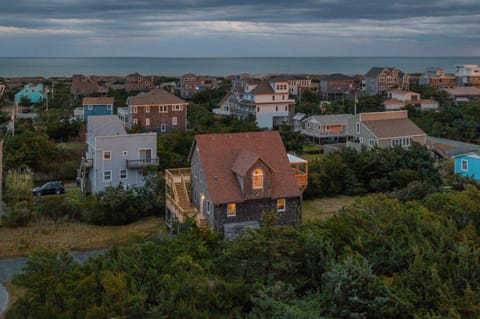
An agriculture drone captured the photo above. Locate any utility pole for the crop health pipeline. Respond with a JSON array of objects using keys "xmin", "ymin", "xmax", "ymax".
[{"xmin": 11, "ymin": 109, "xmax": 15, "ymax": 136}]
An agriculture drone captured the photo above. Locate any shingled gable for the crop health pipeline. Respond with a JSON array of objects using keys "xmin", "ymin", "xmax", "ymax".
[
  {"xmin": 191, "ymin": 131, "xmax": 301, "ymax": 205},
  {"xmin": 231, "ymin": 149, "xmax": 273, "ymax": 177}
]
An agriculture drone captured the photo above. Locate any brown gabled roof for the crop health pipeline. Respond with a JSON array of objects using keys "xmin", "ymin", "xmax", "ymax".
[
  {"xmin": 127, "ymin": 88, "xmax": 187, "ymax": 105},
  {"xmin": 363, "ymin": 118, "xmax": 426, "ymax": 139},
  {"xmin": 193, "ymin": 131, "xmax": 301, "ymax": 204},
  {"xmin": 251, "ymin": 81, "xmax": 274, "ymax": 95},
  {"xmin": 82, "ymin": 97, "xmax": 114, "ymax": 105},
  {"xmin": 233, "ymin": 149, "xmax": 261, "ymax": 177}
]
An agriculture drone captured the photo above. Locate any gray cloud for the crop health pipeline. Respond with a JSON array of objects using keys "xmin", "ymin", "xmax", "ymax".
[{"xmin": 0, "ymin": 0, "xmax": 479, "ymax": 56}]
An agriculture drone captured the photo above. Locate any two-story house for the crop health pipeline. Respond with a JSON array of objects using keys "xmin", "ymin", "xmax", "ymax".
[
  {"xmin": 385, "ymin": 89, "xmax": 438, "ymax": 111},
  {"xmin": 420, "ymin": 68, "xmax": 457, "ymax": 89},
  {"xmin": 286, "ymin": 75, "xmax": 316, "ymax": 96},
  {"xmin": 77, "ymin": 115, "xmax": 158, "ymax": 196},
  {"xmin": 346, "ymin": 110, "xmax": 426, "ymax": 151},
  {"xmin": 14, "ymin": 83, "xmax": 46, "ymax": 105},
  {"xmin": 300, "ymin": 114, "xmax": 352, "ymax": 144},
  {"xmin": 122, "ymin": 88, "xmax": 189, "ymax": 133},
  {"xmin": 79, "ymin": 97, "xmax": 114, "ymax": 122},
  {"xmin": 125, "ymin": 73, "xmax": 153, "ymax": 92},
  {"xmin": 456, "ymin": 65, "xmax": 480, "ymax": 88},
  {"xmin": 70, "ymin": 74, "xmax": 108, "ymax": 97},
  {"xmin": 365, "ymin": 67, "xmax": 409, "ymax": 96},
  {"xmin": 165, "ymin": 131, "xmax": 307, "ymax": 239},
  {"xmin": 230, "ymin": 78, "xmax": 296, "ymax": 129},
  {"xmin": 319, "ymin": 73, "xmax": 358, "ymax": 99},
  {"xmin": 180, "ymin": 73, "xmax": 216, "ymax": 99}
]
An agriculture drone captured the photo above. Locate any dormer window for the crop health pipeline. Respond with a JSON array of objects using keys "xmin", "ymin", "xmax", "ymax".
[{"xmin": 252, "ymin": 169, "xmax": 264, "ymax": 189}]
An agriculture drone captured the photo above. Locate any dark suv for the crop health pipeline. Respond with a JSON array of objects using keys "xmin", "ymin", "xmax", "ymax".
[{"xmin": 32, "ymin": 181, "xmax": 65, "ymax": 196}]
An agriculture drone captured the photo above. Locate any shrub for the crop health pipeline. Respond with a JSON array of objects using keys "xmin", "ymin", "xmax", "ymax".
[
  {"xmin": 3, "ymin": 201, "xmax": 33, "ymax": 227},
  {"xmin": 5, "ymin": 168, "xmax": 34, "ymax": 203}
]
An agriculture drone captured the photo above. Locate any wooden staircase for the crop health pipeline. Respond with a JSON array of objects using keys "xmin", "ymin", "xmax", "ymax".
[{"xmin": 165, "ymin": 168, "xmax": 208, "ymax": 230}]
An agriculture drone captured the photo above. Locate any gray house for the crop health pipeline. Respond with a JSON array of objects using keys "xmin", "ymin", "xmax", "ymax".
[
  {"xmin": 78, "ymin": 115, "xmax": 158, "ymax": 196},
  {"xmin": 300, "ymin": 114, "xmax": 352, "ymax": 143},
  {"xmin": 346, "ymin": 110, "xmax": 426, "ymax": 151},
  {"xmin": 165, "ymin": 131, "xmax": 305, "ymax": 239}
]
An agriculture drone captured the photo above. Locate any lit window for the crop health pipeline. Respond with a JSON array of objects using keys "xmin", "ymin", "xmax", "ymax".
[
  {"xmin": 227, "ymin": 203, "xmax": 236, "ymax": 217},
  {"xmin": 120, "ymin": 169, "xmax": 127, "ymax": 179},
  {"xmin": 277, "ymin": 199, "xmax": 286, "ymax": 212},
  {"xmin": 103, "ymin": 170, "xmax": 112, "ymax": 182},
  {"xmin": 103, "ymin": 151, "xmax": 111, "ymax": 160},
  {"xmin": 252, "ymin": 169, "xmax": 264, "ymax": 189},
  {"xmin": 461, "ymin": 159, "xmax": 468, "ymax": 171}
]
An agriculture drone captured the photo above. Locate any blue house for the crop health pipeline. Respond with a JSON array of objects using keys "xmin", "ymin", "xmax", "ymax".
[
  {"xmin": 82, "ymin": 97, "xmax": 114, "ymax": 122},
  {"xmin": 14, "ymin": 84, "xmax": 46, "ymax": 105},
  {"xmin": 454, "ymin": 152, "xmax": 480, "ymax": 180}
]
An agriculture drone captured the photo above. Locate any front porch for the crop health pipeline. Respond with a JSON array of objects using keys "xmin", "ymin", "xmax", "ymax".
[{"xmin": 165, "ymin": 168, "xmax": 207, "ymax": 231}]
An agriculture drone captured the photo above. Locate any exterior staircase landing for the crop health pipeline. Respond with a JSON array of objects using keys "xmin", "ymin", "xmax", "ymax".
[{"xmin": 165, "ymin": 168, "xmax": 208, "ymax": 230}]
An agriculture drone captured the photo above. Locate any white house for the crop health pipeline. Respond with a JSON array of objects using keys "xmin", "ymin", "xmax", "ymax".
[{"xmin": 230, "ymin": 78, "xmax": 296, "ymax": 129}]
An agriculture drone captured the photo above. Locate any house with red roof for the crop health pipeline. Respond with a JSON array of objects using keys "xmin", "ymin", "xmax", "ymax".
[{"xmin": 165, "ymin": 131, "xmax": 307, "ymax": 239}]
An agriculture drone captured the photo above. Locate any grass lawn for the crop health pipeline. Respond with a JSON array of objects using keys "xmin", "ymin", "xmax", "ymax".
[
  {"xmin": 303, "ymin": 195, "xmax": 359, "ymax": 221},
  {"xmin": 57, "ymin": 142, "xmax": 86, "ymax": 152},
  {"xmin": 302, "ymin": 144, "xmax": 323, "ymax": 153},
  {"xmin": 0, "ymin": 216, "xmax": 166, "ymax": 259}
]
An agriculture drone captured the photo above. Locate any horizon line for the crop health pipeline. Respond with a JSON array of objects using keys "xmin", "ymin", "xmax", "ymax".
[{"xmin": 1, "ymin": 55, "xmax": 480, "ymax": 59}]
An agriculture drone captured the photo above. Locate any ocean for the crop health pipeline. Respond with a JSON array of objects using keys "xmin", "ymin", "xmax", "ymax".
[{"xmin": 0, "ymin": 57, "xmax": 479, "ymax": 78}]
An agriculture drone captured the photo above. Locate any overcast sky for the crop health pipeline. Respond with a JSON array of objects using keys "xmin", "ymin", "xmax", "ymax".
[{"xmin": 1, "ymin": 0, "xmax": 480, "ymax": 57}]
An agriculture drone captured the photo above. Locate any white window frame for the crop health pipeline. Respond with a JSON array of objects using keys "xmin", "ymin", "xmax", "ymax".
[
  {"xmin": 356, "ymin": 122, "xmax": 361, "ymax": 134},
  {"xmin": 277, "ymin": 199, "xmax": 286, "ymax": 212},
  {"xmin": 103, "ymin": 151, "xmax": 111, "ymax": 160},
  {"xmin": 133, "ymin": 118, "xmax": 138, "ymax": 125},
  {"xmin": 88, "ymin": 105, "xmax": 93, "ymax": 110},
  {"xmin": 206, "ymin": 200, "xmax": 211, "ymax": 214},
  {"xmin": 146, "ymin": 106, "xmax": 150, "ymax": 113},
  {"xmin": 120, "ymin": 169, "xmax": 127, "ymax": 179},
  {"xmin": 172, "ymin": 116, "xmax": 177, "ymax": 126},
  {"xmin": 107, "ymin": 105, "xmax": 112, "ymax": 110},
  {"xmin": 369, "ymin": 139, "xmax": 376, "ymax": 146},
  {"xmin": 133, "ymin": 106, "xmax": 138, "ymax": 114},
  {"xmin": 145, "ymin": 118, "xmax": 150, "ymax": 126},
  {"xmin": 227, "ymin": 203, "xmax": 236, "ymax": 217},
  {"xmin": 174, "ymin": 105, "xmax": 182, "ymax": 111},
  {"xmin": 359, "ymin": 137, "xmax": 364, "ymax": 144},
  {"xmin": 461, "ymin": 159, "xmax": 468, "ymax": 171},
  {"xmin": 123, "ymin": 151, "xmax": 128, "ymax": 157},
  {"xmin": 160, "ymin": 124, "xmax": 167, "ymax": 132},
  {"xmin": 103, "ymin": 170, "xmax": 112, "ymax": 182},
  {"xmin": 159, "ymin": 105, "xmax": 167, "ymax": 113}
]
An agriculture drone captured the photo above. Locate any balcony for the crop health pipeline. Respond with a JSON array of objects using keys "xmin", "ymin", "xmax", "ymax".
[
  {"xmin": 288, "ymin": 154, "xmax": 308, "ymax": 189},
  {"xmin": 126, "ymin": 157, "xmax": 159, "ymax": 169}
]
